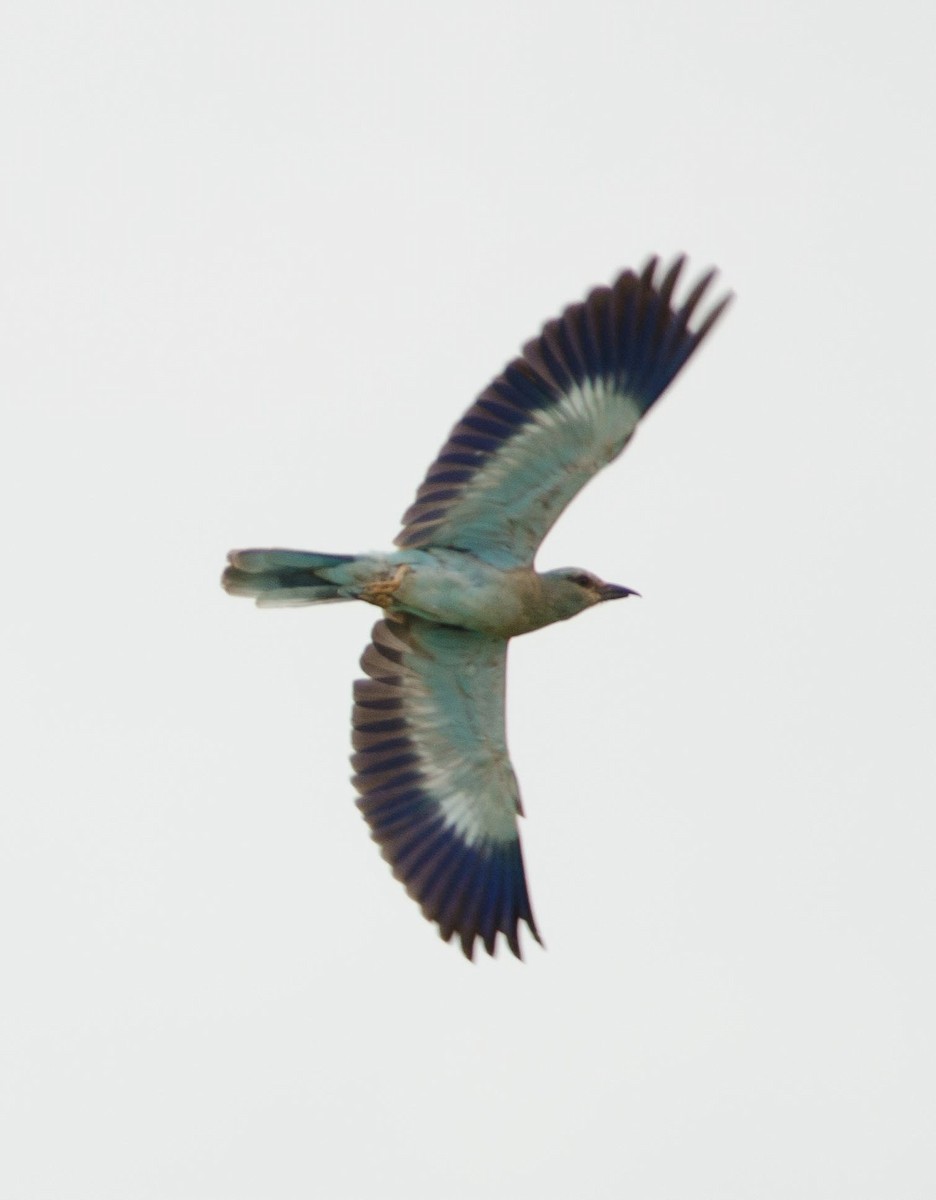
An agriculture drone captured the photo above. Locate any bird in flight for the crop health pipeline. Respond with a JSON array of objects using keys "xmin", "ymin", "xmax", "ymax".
[{"xmin": 223, "ymin": 255, "xmax": 731, "ymax": 959}]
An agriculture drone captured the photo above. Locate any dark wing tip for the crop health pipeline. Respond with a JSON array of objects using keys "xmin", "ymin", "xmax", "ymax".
[
  {"xmin": 362, "ymin": 805, "xmax": 541, "ymax": 962},
  {"xmin": 595, "ymin": 253, "xmax": 732, "ymax": 413}
]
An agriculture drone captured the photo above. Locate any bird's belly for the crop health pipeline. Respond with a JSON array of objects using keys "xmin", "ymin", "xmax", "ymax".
[{"xmin": 390, "ymin": 559, "xmax": 542, "ymax": 638}]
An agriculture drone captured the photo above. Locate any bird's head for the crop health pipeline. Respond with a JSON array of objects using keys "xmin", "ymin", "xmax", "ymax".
[{"xmin": 539, "ymin": 567, "xmax": 639, "ymax": 622}]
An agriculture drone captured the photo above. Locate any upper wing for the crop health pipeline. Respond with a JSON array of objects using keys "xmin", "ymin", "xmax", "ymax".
[
  {"xmin": 352, "ymin": 613, "xmax": 540, "ymax": 960},
  {"xmin": 395, "ymin": 255, "xmax": 731, "ymax": 568}
]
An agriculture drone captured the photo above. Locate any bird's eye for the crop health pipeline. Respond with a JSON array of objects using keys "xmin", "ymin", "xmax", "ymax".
[{"xmin": 570, "ymin": 573, "xmax": 593, "ymax": 588}]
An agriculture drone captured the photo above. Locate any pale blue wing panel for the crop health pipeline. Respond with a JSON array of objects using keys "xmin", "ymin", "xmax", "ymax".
[
  {"xmin": 395, "ymin": 256, "xmax": 731, "ymax": 568},
  {"xmin": 352, "ymin": 614, "xmax": 540, "ymax": 959}
]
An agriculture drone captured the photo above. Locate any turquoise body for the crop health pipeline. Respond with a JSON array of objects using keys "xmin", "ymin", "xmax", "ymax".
[{"xmin": 222, "ymin": 547, "xmax": 621, "ymax": 637}]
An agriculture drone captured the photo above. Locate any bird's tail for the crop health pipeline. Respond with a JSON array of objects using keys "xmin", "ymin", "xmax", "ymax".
[{"xmin": 222, "ymin": 548, "xmax": 359, "ymax": 607}]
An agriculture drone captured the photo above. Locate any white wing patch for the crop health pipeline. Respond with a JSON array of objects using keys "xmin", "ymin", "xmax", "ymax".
[
  {"xmin": 393, "ymin": 645, "xmax": 520, "ymax": 846},
  {"xmin": 418, "ymin": 382, "xmax": 643, "ymax": 566}
]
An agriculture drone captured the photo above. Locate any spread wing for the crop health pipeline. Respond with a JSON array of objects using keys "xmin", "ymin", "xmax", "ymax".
[
  {"xmin": 352, "ymin": 613, "xmax": 540, "ymax": 959},
  {"xmin": 396, "ymin": 255, "xmax": 731, "ymax": 568}
]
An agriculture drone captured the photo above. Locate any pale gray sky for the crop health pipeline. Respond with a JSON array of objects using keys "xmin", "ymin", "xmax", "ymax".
[{"xmin": 2, "ymin": 2, "xmax": 935, "ymax": 1197}]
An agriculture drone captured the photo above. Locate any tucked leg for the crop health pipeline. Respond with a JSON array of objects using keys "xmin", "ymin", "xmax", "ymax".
[{"xmin": 361, "ymin": 564, "xmax": 411, "ymax": 609}]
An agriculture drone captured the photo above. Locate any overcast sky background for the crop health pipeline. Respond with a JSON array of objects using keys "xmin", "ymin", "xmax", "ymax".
[{"xmin": 2, "ymin": 2, "xmax": 935, "ymax": 1197}]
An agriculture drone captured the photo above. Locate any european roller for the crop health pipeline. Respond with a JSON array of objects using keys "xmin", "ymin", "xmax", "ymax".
[{"xmin": 223, "ymin": 255, "xmax": 731, "ymax": 959}]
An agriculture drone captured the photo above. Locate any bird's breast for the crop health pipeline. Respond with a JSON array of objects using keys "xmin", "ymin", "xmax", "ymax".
[{"xmin": 390, "ymin": 553, "xmax": 547, "ymax": 639}]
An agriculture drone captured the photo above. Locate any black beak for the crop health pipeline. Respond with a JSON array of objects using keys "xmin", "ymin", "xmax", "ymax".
[{"xmin": 598, "ymin": 582, "xmax": 640, "ymax": 601}]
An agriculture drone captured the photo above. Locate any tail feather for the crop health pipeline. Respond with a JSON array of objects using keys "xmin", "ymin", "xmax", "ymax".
[{"xmin": 222, "ymin": 548, "xmax": 357, "ymax": 607}]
